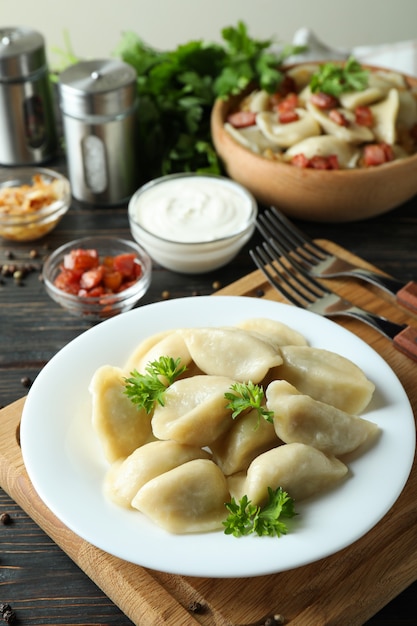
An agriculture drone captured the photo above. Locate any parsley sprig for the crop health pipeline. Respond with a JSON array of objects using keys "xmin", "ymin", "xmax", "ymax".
[
  {"xmin": 310, "ymin": 56, "xmax": 369, "ymax": 96},
  {"xmin": 124, "ymin": 356, "xmax": 186, "ymax": 414},
  {"xmin": 225, "ymin": 381, "xmax": 274, "ymax": 424},
  {"xmin": 223, "ymin": 487, "xmax": 296, "ymax": 537}
]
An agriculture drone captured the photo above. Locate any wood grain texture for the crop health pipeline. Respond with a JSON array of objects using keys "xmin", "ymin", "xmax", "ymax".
[{"xmin": 1, "ymin": 241, "xmax": 416, "ymax": 626}]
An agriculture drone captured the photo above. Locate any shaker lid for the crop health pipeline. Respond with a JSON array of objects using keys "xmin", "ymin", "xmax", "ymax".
[
  {"xmin": 0, "ymin": 27, "xmax": 46, "ymax": 80},
  {"xmin": 58, "ymin": 59, "xmax": 138, "ymax": 118}
]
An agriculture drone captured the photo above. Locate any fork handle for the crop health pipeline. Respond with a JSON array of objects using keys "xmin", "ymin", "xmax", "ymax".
[
  {"xmin": 396, "ymin": 281, "xmax": 417, "ymax": 314},
  {"xmin": 393, "ymin": 325, "xmax": 417, "ymax": 361}
]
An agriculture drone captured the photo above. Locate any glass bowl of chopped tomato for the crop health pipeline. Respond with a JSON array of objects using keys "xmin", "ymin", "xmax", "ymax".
[
  {"xmin": 42, "ymin": 236, "xmax": 152, "ymax": 320},
  {"xmin": 0, "ymin": 167, "xmax": 71, "ymax": 241}
]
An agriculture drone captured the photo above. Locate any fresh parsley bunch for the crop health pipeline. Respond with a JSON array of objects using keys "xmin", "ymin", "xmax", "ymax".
[
  {"xmin": 124, "ymin": 356, "xmax": 186, "ymax": 413},
  {"xmin": 113, "ymin": 21, "xmax": 304, "ymax": 179}
]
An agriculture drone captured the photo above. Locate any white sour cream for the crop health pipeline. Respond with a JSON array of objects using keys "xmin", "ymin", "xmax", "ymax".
[{"xmin": 132, "ymin": 175, "xmax": 255, "ymax": 243}]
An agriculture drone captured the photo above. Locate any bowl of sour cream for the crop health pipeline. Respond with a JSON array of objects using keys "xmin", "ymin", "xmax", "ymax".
[{"xmin": 128, "ymin": 173, "xmax": 258, "ymax": 274}]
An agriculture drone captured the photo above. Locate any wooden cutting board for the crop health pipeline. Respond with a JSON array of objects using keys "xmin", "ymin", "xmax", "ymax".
[{"xmin": 1, "ymin": 241, "xmax": 416, "ymax": 626}]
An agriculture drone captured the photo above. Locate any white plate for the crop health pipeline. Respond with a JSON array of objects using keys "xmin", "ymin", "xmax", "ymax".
[{"xmin": 20, "ymin": 296, "xmax": 415, "ymax": 578}]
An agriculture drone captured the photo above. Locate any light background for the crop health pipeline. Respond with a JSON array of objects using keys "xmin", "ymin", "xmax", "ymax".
[{"xmin": 3, "ymin": 0, "xmax": 417, "ymax": 69}]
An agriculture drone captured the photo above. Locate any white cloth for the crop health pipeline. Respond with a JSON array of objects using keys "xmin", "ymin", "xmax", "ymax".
[{"xmin": 286, "ymin": 28, "xmax": 417, "ymax": 77}]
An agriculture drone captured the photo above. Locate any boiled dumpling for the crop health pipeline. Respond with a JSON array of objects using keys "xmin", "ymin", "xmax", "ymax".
[
  {"xmin": 211, "ymin": 407, "xmax": 280, "ymax": 476},
  {"xmin": 256, "ymin": 109, "xmax": 321, "ymax": 148},
  {"xmin": 90, "ymin": 365, "xmax": 154, "ymax": 463},
  {"xmin": 306, "ymin": 100, "xmax": 374, "ymax": 144},
  {"xmin": 227, "ymin": 442, "xmax": 348, "ymax": 505},
  {"xmin": 124, "ymin": 329, "xmax": 195, "ymax": 377},
  {"xmin": 244, "ymin": 89, "xmax": 271, "ymax": 113},
  {"xmin": 235, "ymin": 317, "xmax": 308, "ymax": 349},
  {"xmin": 272, "ymin": 345, "xmax": 375, "ymax": 414},
  {"xmin": 369, "ymin": 88, "xmax": 400, "ymax": 144},
  {"xmin": 132, "ymin": 459, "xmax": 230, "ymax": 533},
  {"xmin": 151, "ymin": 375, "xmax": 236, "ymax": 446},
  {"xmin": 104, "ymin": 440, "xmax": 211, "ymax": 508},
  {"xmin": 284, "ymin": 135, "xmax": 360, "ymax": 168},
  {"xmin": 224, "ymin": 122, "xmax": 280, "ymax": 154},
  {"xmin": 179, "ymin": 327, "xmax": 282, "ymax": 383},
  {"xmin": 266, "ymin": 380, "xmax": 379, "ymax": 456}
]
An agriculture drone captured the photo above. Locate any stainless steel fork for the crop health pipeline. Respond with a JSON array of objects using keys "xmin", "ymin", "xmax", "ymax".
[
  {"xmin": 250, "ymin": 240, "xmax": 417, "ymax": 362},
  {"xmin": 256, "ymin": 207, "xmax": 417, "ymax": 314}
]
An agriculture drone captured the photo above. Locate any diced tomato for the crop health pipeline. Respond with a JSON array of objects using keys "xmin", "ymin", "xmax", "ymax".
[
  {"xmin": 63, "ymin": 248, "xmax": 99, "ymax": 272},
  {"xmin": 355, "ymin": 106, "xmax": 374, "ymax": 127},
  {"xmin": 363, "ymin": 143, "xmax": 394, "ymax": 167},
  {"xmin": 328, "ymin": 109, "xmax": 349, "ymax": 127},
  {"xmin": 226, "ymin": 110, "xmax": 257, "ymax": 128},
  {"xmin": 310, "ymin": 92, "xmax": 339, "ymax": 110}
]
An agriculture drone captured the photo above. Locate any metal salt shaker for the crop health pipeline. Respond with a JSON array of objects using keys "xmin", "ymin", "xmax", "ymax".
[
  {"xmin": 0, "ymin": 27, "xmax": 57, "ymax": 165},
  {"xmin": 58, "ymin": 59, "xmax": 139, "ymax": 205}
]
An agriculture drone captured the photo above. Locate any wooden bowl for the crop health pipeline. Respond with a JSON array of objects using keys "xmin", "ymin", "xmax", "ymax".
[{"xmin": 210, "ymin": 68, "xmax": 417, "ymax": 223}]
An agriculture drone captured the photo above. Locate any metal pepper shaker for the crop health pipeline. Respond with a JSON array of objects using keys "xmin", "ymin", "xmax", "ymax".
[
  {"xmin": 58, "ymin": 58, "xmax": 140, "ymax": 205},
  {"xmin": 0, "ymin": 26, "xmax": 57, "ymax": 165}
]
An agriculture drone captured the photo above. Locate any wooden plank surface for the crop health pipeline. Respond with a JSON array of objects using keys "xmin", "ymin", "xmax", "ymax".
[{"xmin": 0, "ymin": 241, "xmax": 416, "ymax": 626}]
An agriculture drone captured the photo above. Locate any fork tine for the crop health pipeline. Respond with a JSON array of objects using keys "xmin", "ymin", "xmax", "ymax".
[
  {"xmin": 250, "ymin": 242, "xmax": 328, "ymax": 308},
  {"xmin": 261, "ymin": 206, "xmax": 335, "ymax": 272}
]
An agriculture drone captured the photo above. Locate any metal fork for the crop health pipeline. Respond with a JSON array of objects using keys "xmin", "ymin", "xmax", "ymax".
[
  {"xmin": 250, "ymin": 240, "xmax": 417, "ymax": 362},
  {"xmin": 256, "ymin": 207, "xmax": 417, "ymax": 314}
]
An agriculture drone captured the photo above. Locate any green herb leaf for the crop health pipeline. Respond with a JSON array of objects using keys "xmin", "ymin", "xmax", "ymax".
[
  {"xmin": 223, "ymin": 487, "xmax": 297, "ymax": 537},
  {"xmin": 124, "ymin": 356, "xmax": 187, "ymax": 413},
  {"xmin": 310, "ymin": 56, "xmax": 369, "ymax": 96},
  {"xmin": 225, "ymin": 381, "xmax": 274, "ymax": 423}
]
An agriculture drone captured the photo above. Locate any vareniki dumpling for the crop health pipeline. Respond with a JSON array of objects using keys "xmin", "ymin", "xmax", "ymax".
[
  {"xmin": 104, "ymin": 440, "xmax": 211, "ymax": 508},
  {"xmin": 266, "ymin": 380, "xmax": 379, "ymax": 456},
  {"xmin": 235, "ymin": 317, "xmax": 308, "ymax": 349},
  {"xmin": 227, "ymin": 442, "xmax": 348, "ymax": 504},
  {"xmin": 132, "ymin": 459, "xmax": 230, "ymax": 533},
  {"xmin": 151, "ymin": 374, "xmax": 236, "ymax": 446},
  {"xmin": 273, "ymin": 345, "xmax": 375, "ymax": 414},
  {"xmin": 179, "ymin": 327, "xmax": 282, "ymax": 382},
  {"xmin": 90, "ymin": 365, "xmax": 154, "ymax": 463}
]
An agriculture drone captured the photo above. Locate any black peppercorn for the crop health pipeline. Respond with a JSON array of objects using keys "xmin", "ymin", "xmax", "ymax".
[{"xmin": 0, "ymin": 513, "xmax": 12, "ymax": 525}]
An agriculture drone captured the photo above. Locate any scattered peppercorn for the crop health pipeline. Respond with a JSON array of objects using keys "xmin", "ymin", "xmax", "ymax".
[
  {"xmin": 161, "ymin": 290, "xmax": 170, "ymax": 300},
  {"xmin": 256, "ymin": 288, "xmax": 265, "ymax": 298},
  {"xmin": 29, "ymin": 249, "xmax": 39, "ymax": 259},
  {"xmin": 2, "ymin": 606, "xmax": 16, "ymax": 624},
  {"xmin": 188, "ymin": 601, "xmax": 205, "ymax": 614},
  {"xmin": 212, "ymin": 280, "xmax": 222, "ymax": 290},
  {"xmin": 264, "ymin": 615, "xmax": 285, "ymax": 626},
  {"xmin": 20, "ymin": 376, "xmax": 32, "ymax": 389},
  {"xmin": 5, "ymin": 251, "xmax": 14, "ymax": 260},
  {"xmin": 0, "ymin": 513, "xmax": 12, "ymax": 525}
]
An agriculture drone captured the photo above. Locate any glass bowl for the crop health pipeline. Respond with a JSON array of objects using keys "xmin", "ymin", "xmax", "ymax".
[
  {"xmin": 42, "ymin": 236, "xmax": 152, "ymax": 320},
  {"xmin": 0, "ymin": 167, "xmax": 71, "ymax": 241},
  {"xmin": 128, "ymin": 173, "xmax": 258, "ymax": 274}
]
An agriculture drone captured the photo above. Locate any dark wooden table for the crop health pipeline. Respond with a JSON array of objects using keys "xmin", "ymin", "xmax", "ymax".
[{"xmin": 1, "ymin": 161, "xmax": 416, "ymax": 625}]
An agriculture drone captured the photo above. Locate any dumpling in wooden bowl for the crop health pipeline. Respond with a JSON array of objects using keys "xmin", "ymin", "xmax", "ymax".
[{"xmin": 132, "ymin": 459, "xmax": 230, "ymax": 533}]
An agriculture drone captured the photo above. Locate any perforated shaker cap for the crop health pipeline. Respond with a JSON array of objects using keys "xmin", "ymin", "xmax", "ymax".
[
  {"xmin": 58, "ymin": 58, "xmax": 138, "ymax": 119},
  {"xmin": 0, "ymin": 26, "xmax": 47, "ymax": 81}
]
